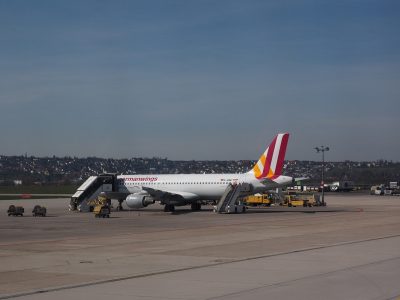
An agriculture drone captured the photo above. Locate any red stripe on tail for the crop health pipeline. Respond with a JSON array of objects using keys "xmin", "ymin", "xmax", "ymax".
[{"xmin": 269, "ymin": 134, "xmax": 289, "ymax": 179}]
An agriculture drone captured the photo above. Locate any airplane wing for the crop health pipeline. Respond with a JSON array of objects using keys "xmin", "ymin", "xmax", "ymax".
[{"xmin": 142, "ymin": 186, "xmax": 201, "ymax": 201}]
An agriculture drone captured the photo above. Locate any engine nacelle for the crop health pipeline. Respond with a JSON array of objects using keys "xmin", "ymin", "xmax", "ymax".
[{"xmin": 126, "ymin": 194, "xmax": 155, "ymax": 209}]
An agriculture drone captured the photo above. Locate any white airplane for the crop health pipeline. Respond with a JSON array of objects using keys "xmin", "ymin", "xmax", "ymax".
[
  {"xmin": 113, "ymin": 133, "xmax": 298, "ymax": 211},
  {"xmin": 103, "ymin": 133, "xmax": 298, "ymax": 212}
]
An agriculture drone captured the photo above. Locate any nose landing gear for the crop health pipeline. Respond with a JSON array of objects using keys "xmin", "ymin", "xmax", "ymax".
[{"xmin": 191, "ymin": 203, "xmax": 202, "ymax": 211}]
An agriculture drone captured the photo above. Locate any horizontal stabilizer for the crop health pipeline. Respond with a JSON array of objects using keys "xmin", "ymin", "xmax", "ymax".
[{"xmin": 293, "ymin": 177, "xmax": 309, "ymax": 182}]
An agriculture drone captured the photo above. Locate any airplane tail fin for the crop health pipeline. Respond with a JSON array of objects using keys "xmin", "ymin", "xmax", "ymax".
[{"xmin": 248, "ymin": 133, "xmax": 289, "ymax": 180}]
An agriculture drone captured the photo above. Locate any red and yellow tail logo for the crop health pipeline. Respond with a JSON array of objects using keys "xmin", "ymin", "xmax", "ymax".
[{"xmin": 252, "ymin": 133, "xmax": 289, "ymax": 180}]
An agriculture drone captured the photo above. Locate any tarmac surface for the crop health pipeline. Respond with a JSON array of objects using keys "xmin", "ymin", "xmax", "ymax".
[{"xmin": 0, "ymin": 192, "xmax": 399, "ymax": 300}]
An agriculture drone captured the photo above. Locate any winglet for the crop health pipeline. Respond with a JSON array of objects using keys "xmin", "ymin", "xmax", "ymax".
[{"xmin": 250, "ymin": 133, "xmax": 289, "ymax": 180}]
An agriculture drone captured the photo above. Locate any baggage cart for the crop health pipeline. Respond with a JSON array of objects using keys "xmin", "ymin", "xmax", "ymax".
[
  {"xmin": 32, "ymin": 205, "xmax": 47, "ymax": 217},
  {"xmin": 7, "ymin": 205, "xmax": 24, "ymax": 217}
]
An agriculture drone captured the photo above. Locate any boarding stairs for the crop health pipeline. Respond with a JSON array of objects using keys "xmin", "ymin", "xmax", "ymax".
[
  {"xmin": 70, "ymin": 174, "xmax": 117, "ymax": 211},
  {"xmin": 215, "ymin": 183, "xmax": 251, "ymax": 213},
  {"xmin": 259, "ymin": 188, "xmax": 286, "ymax": 205}
]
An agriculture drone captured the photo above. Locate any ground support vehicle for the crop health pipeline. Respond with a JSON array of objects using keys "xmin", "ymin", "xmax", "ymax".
[
  {"xmin": 282, "ymin": 195, "xmax": 325, "ymax": 207},
  {"xmin": 214, "ymin": 183, "xmax": 249, "ymax": 214},
  {"xmin": 384, "ymin": 190, "xmax": 393, "ymax": 196},
  {"xmin": 226, "ymin": 200, "xmax": 245, "ymax": 214},
  {"xmin": 93, "ymin": 205, "xmax": 111, "ymax": 218},
  {"xmin": 7, "ymin": 205, "xmax": 24, "ymax": 216},
  {"xmin": 331, "ymin": 181, "xmax": 355, "ymax": 192},
  {"xmin": 32, "ymin": 205, "xmax": 47, "ymax": 217},
  {"xmin": 283, "ymin": 195, "xmax": 309, "ymax": 207},
  {"xmin": 70, "ymin": 174, "xmax": 117, "ymax": 211},
  {"xmin": 245, "ymin": 194, "xmax": 272, "ymax": 207},
  {"xmin": 384, "ymin": 189, "xmax": 399, "ymax": 196},
  {"xmin": 79, "ymin": 197, "xmax": 113, "ymax": 212},
  {"xmin": 214, "ymin": 200, "xmax": 245, "ymax": 214}
]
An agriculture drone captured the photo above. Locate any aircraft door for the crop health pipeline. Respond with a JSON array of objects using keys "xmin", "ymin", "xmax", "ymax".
[{"xmin": 239, "ymin": 176, "xmax": 253, "ymax": 193}]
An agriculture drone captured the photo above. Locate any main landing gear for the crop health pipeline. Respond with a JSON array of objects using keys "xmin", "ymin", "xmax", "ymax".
[
  {"xmin": 164, "ymin": 204, "xmax": 175, "ymax": 212},
  {"xmin": 116, "ymin": 200, "xmax": 124, "ymax": 211},
  {"xmin": 191, "ymin": 203, "xmax": 201, "ymax": 211}
]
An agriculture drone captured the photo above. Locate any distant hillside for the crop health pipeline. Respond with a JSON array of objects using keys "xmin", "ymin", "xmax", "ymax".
[
  {"xmin": 1, "ymin": 154, "xmax": 399, "ymax": 187},
  {"xmin": 302, "ymin": 163, "xmax": 400, "ymax": 186}
]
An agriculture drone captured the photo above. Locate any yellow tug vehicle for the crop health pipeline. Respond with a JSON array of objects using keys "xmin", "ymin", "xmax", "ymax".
[{"xmin": 93, "ymin": 205, "xmax": 111, "ymax": 218}]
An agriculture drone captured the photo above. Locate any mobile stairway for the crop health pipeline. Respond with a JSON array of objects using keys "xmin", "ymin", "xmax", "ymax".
[
  {"xmin": 70, "ymin": 174, "xmax": 118, "ymax": 212},
  {"xmin": 268, "ymin": 188, "xmax": 286, "ymax": 205},
  {"xmin": 214, "ymin": 183, "xmax": 251, "ymax": 214}
]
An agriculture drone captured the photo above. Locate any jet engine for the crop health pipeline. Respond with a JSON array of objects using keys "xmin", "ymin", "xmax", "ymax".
[{"xmin": 126, "ymin": 194, "xmax": 155, "ymax": 209}]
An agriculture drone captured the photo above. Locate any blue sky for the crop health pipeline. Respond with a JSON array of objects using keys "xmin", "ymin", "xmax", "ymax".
[{"xmin": 1, "ymin": 1, "xmax": 399, "ymax": 162}]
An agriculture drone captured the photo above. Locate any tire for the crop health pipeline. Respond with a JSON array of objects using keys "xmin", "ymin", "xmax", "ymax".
[
  {"xmin": 89, "ymin": 206, "xmax": 94, "ymax": 212},
  {"xmin": 107, "ymin": 215, "xmax": 109, "ymax": 218}
]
